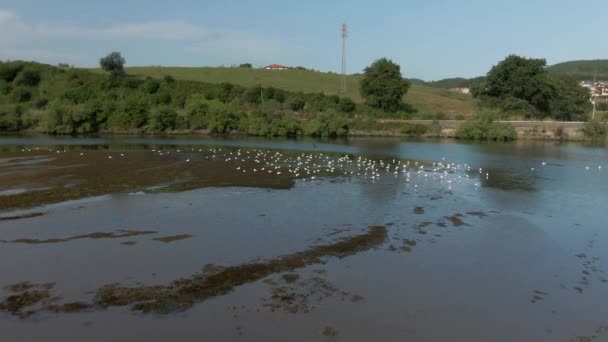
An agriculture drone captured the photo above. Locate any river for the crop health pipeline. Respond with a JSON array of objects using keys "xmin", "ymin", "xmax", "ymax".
[{"xmin": 0, "ymin": 136, "xmax": 607, "ymax": 341}]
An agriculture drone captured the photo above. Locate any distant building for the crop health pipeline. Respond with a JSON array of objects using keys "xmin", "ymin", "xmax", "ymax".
[
  {"xmin": 580, "ymin": 80, "xmax": 608, "ymax": 97},
  {"xmin": 264, "ymin": 64, "xmax": 289, "ymax": 70},
  {"xmin": 449, "ymin": 87, "xmax": 470, "ymax": 94}
]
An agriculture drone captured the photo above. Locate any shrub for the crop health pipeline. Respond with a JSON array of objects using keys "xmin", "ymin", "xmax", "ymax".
[
  {"xmin": 0, "ymin": 62, "xmax": 24, "ymax": 82},
  {"xmin": 121, "ymin": 77, "xmax": 142, "ymax": 89},
  {"xmin": 0, "ymin": 106, "xmax": 21, "ymax": 131},
  {"xmin": 0, "ymin": 80, "xmax": 12, "ymax": 95},
  {"xmin": 456, "ymin": 113, "xmax": 516, "ymax": 141},
  {"xmin": 147, "ymin": 106, "xmax": 178, "ymax": 131},
  {"xmin": 143, "ymin": 78, "xmax": 161, "ymax": 94},
  {"xmin": 245, "ymin": 85, "xmax": 263, "ymax": 104},
  {"xmin": 400, "ymin": 123, "xmax": 429, "ymax": 135},
  {"xmin": 163, "ymin": 75, "xmax": 175, "ymax": 83},
  {"xmin": 184, "ymin": 94, "xmax": 236, "ymax": 132},
  {"xmin": 303, "ymin": 111, "xmax": 349, "ymax": 137},
  {"xmin": 339, "ymin": 97, "xmax": 356, "ymax": 113},
  {"xmin": 11, "ymin": 87, "xmax": 32, "ymax": 102},
  {"xmin": 34, "ymin": 97, "xmax": 48, "ymax": 109},
  {"xmin": 583, "ymin": 120, "xmax": 607, "ymax": 140},
  {"xmin": 287, "ymin": 96, "xmax": 305, "ymax": 111},
  {"xmin": 217, "ymin": 83, "xmax": 234, "ymax": 103},
  {"xmin": 14, "ymin": 69, "xmax": 41, "ymax": 86},
  {"xmin": 152, "ymin": 92, "xmax": 171, "ymax": 105}
]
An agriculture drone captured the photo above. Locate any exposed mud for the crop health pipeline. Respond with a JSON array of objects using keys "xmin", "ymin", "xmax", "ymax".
[
  {"xmin": 0, "ymin": 282, "xmax": 55, "ymax": 318},
  {"xmin": 0, "ymin": 226, "xmax": 386, "ymax": 317},
  {"xmin": 414, "ymin": 206, "xmax": 425, "ymax": 214},
  {"xmin": 444, "ymin": 214, "xmax": 468, "ymax": 227},
  {"xmin": 0, "ymin": 212, "xmax": 45, "ymax": 222},
  {"xmin": 1, "ymin": 230, "xmax": 158, "ymax": 244},
  {"xmin": 152, "ymin": 234, "xmax": 193, "ymax": 243}
]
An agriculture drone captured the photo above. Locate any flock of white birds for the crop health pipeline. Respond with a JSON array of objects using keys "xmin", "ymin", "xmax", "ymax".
[{"xmin": 14, "ymin": 146, "xmax": 605, "ymax": 193}]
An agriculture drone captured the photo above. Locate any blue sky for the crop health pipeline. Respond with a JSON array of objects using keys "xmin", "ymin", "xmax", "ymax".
[{"xmin": 1, "ymin": 0, "xmax": 607, "ymax": 80}]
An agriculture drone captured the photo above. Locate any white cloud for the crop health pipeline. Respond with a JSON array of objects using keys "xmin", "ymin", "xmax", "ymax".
[{"xmin": 0, "ymin": 8, "xmax": 282, "ymax": 65}]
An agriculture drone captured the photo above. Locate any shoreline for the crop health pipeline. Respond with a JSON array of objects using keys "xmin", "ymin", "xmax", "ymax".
[{"xmin": 2, "ymin": 119, "xmax": 605, "ymax": 143}]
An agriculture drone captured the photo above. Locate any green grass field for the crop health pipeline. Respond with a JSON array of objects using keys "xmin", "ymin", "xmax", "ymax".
[{"xmin": 107, "ymin": 66, "xmax": 480, "ymax": 118}]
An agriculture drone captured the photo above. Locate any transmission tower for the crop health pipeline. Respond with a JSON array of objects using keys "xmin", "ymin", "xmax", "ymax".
[{"xmin": 340, "ymin": 23, "xmax": 348, "ymax": 94}]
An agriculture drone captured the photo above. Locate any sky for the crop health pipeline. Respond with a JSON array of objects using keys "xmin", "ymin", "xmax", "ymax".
[{"xmin": 1, "ymin": 0, "xmax": 607, "ymax": 81}]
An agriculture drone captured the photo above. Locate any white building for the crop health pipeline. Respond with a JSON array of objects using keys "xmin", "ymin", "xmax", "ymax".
[{"xmin": 264, "ymin": 64, "xmax": 289, "ymax": 70}]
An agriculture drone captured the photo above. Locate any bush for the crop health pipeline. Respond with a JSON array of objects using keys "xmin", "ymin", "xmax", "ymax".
[
  {"xmin": 0, "ymin": 106, "xmax": 21, "ymax": 131},
  {"xmin": 163, "ymin": 75, "xmax": 175, "ymax": 83},
  {"xmin": 339, "ymin": 97, "xmax": 356, "ymax": 113},
  {"xmin": 143, "ymin": 78, "xmax": 161, "ymax": 94},
  {"xmin": 147, "ymin": 106, "xmax": 178, "ymax": 131},
  {"xmin": 245, "ymin": 85, "xmax": 263, "ymax": 104},
  {"xmin": 11, "ymin": 87, "xmax": 32, "ymax": 102},
  {"xmin": 303, "ymin": 111, "xmax": 349, "ymax": 137},
  {"xmin": 456, "ymin": 113, "xmax": 516, "ymax": 141},
  {"xmin": 287, "ymin": 96, "xmax": 305, "ymax": 111},
  {"xmin": 34, "ymin": 97, "xmax": 48, "ymax": 109},
  {"xmin": 0, "ymin": 62, "xmax": 24, "ymax": 82},
  {"xmin": 152, "ymin": 92, "xmax": 171, "ymax": 105},
  {"xmin": 184, "ymin": 94, "xmax": 236, "ymax": 132},
  {"xmin": 0, "ymin": 80, "xmax": 12, "ymax": 95},
  {"xmin": 14, "ymin": 69, "xmax": 41, "ymax": 86},
  {"xmin": 583, "ymin": 120, "xmax": 607, "ymax": 140},
  {"xmin": 400, "ymin": 123, "xmax": 428, "ymax": 135},
  {"xmin": 121, "ymin": 77, "xmax": 142, "ymax": 89}
]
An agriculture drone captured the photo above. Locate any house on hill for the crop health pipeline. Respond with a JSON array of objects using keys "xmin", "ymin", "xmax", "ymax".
[
  {"xmin": 449, "ymin": 87, "xmax": 470, "ymax": 94},
  {"xmin": 264, "ymin": 64, "xmax": 289, "ymax": 70}
]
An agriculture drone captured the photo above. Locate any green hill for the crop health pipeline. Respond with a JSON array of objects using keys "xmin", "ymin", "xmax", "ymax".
[
  {"xmin": 547, "ymin": 60, "xmax": 608, "ymax": 80},
  {"xmin": 119, "ymin": 66, "xmax": 479, "ymax": 118}
]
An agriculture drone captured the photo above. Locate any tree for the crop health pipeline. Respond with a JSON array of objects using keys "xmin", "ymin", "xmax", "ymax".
[
  {"xmin": 239, "ymin": 63, "xmax": 252, "ymax": 68},
  {"xmin": 476, "ymin": 55, "xmax": 555, "ymax": 116},
  {"xmin": 360, "ymin": 58, "xmax": 410, "ymax": 112},
  {"xmin": 550, "ymin": 76, "xmax": 591, "ymax": 121},
  {"xmin": 99, "ymin": 52, "xmax": 126, "ymax": 77},
  {"xmin": 476, "ymin": 54, "xmax": 592, "ymax": 120}
]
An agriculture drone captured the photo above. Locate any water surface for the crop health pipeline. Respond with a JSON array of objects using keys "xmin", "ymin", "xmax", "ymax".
[{"xmin": 0, "ymin": 136, "xmax": 607, "ymax": 341}]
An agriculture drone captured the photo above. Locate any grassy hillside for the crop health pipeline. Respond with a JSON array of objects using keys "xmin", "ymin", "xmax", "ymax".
[
  {"xmin": 117, "ymin": 66, "xmax": 480, "ymax": 118},
  {"xmin": 547, "ymin": 60, "xmax": 608, "ymax": 80}
]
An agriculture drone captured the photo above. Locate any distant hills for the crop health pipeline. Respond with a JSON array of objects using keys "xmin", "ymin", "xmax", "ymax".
[
  {"xmin": 411, "ymin": 77, "xmax": 486, "ymax": 90},
  {"xmin": 546, "ymin": 60, "xmax": 608, "ymax": 81}
]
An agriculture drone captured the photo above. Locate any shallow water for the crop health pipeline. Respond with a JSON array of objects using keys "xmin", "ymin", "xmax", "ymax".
[{"xmin": 0, "ymin": 136, "xmax": 607, "ymax": 341}]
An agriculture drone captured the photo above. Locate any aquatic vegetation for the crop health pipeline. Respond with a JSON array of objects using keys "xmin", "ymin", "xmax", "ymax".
[
  {"xmin": 1, "ymin": 230, "xmax": 159, "ymax": 244},
  {"xmin": 152, "ymin": 234, "xmax": 193, "ymax": 243},
  {"xmin": 94, "ymin": 226, "xmax": 386, "ymax": 314},
  {"xmin": 0, "ymin": 282, "xmax": 55, "ymax": 318},
  {"xmin": 0, "ymin": 226, "xmax": 386, "ymax": 317},
  {"xmin": 444, "ymin": 214, "xmax": 468, "ymax": 227},
  {"xmin": 0, "ymin": 212, "xmax": 44, "ymax": 221}
]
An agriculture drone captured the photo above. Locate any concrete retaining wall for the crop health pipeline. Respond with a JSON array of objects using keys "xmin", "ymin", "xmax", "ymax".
[{"xmin": 374, "ymin": 119, "xmax": 587, "ymax": 140}]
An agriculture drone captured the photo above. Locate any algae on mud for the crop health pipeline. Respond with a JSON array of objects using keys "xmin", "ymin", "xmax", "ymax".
[
  {"xmin": 0, "ymin": 225, "xmax": 387, "ymax": 317},
  {"xmin": 0, "ymin": 230, "xmax": 159, "ymax": 244}
]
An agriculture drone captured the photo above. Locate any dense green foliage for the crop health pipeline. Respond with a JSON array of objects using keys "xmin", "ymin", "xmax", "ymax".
[
  {"xmin": 456, "ymin": 112, "xmax": 516, "ymax": 141},
  {"xmin": 360, "ymin": 58, "xmax": 411, "ymax": 112},
  {"xmin": 473, "ymin": 55, "xmax": 591, "ymax": 120},
  {"xmin": 547, "ymin": 60, "xmax": 608, "ymax": 81},
  {"xmin": 0, "ymin": 60, "xmax": 378, "ymax": 136},
  {"xmin": 583, "ymin": 120, "xmax": 607, "ymax": 141}
]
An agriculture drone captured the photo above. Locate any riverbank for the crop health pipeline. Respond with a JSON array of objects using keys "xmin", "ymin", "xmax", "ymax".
[
  {"xmin": 354, "ymin": 119, "xmax": 597, "ymax": 141},
  {"xmin": 6, "ymin": 118, "xmax": 605, "ymax": 144}
]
